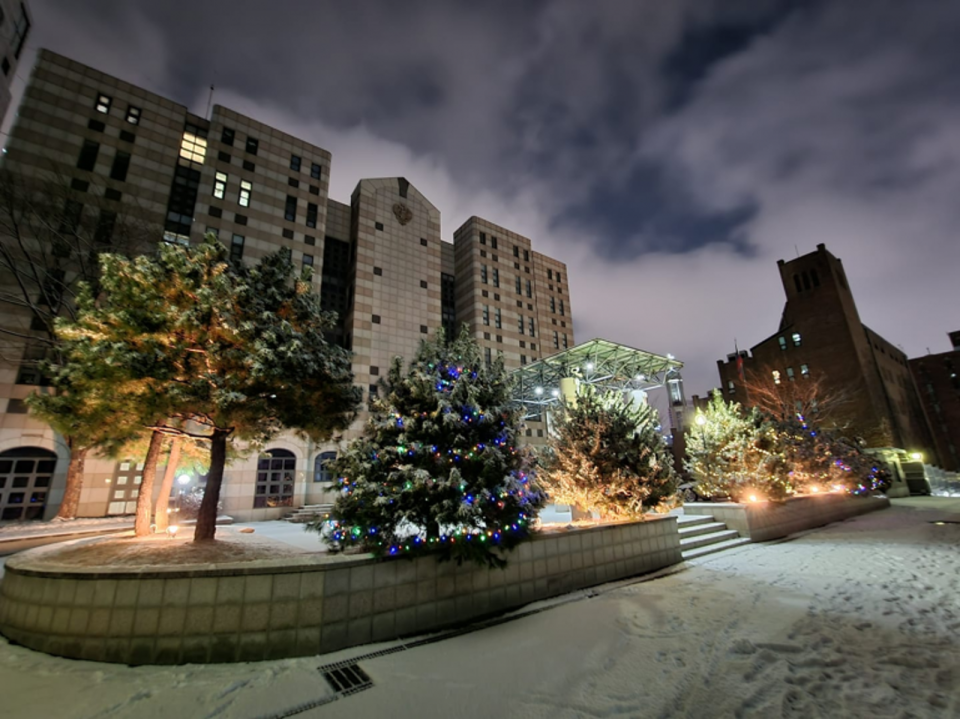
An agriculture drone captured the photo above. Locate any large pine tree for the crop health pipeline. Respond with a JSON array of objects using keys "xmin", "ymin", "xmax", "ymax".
[
  {"xmin": 540, "ymin": 387, "xmax": 677, "ymax": 520},
  {"xmin": 315, "ymin": 330, "xmax": 544, "ymax": 566}
]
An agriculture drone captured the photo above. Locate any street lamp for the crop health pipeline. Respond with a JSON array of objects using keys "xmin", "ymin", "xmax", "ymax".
[{"xmin": 176, "ymin": 474, "xmax": 190, "ymax": 516}]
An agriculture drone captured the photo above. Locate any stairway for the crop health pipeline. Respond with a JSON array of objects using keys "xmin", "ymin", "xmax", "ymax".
[
  {"xmin": 676, "ymin": 514, "xmax": 751, "ymax": 560},
  {"xmin": 900, "ymin": 462, "xmax": 932, "ymax": 496},
  {"xmin": 285, "ymin": 503, "xmax": 334, "ymax": 523}
]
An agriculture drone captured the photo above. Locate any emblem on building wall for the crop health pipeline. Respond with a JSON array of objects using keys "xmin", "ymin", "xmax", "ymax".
[{"xmin": 393, "ymin": 203, "xmax": 413, "ymax": 226}]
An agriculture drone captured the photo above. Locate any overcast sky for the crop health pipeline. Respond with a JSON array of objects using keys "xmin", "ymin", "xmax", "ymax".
[{"xmin": 14, "ymin": 0, "xmax": 960, "ymax": 398}]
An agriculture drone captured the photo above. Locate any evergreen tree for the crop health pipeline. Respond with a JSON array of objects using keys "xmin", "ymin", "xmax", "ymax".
[
  {"xmin": 51, "ymin": 235, "xmax": 361, "ymax": 541},
  {"xmin": 540, "ymin": 387, "xmax": 677, "ymax": 520},
  {"xmin": 314, "ymin": 329, "xmax": 544, "ymax": 566}
]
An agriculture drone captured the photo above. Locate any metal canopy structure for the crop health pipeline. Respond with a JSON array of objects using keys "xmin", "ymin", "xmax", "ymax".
[{"xmin": 510, "ymin": 338, "xmax": 683, "ymax": 420}]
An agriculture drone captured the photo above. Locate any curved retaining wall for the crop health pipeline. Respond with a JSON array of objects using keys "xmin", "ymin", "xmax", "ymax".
[
  {"xmin": 0, "ymin": 516, "xmax": 680, "ymax": 665},
  {"xmin": 684, "ymin": 494, "xmax": 889, "ymax": 542}
]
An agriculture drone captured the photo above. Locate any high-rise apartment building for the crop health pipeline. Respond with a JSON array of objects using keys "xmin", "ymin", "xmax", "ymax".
[
  {"xmin": 0, "ymin": 50, "xmax": 573, "ymax": 522},
  {"xmin": 717, "ymin": 244, "xmax": 933, "ymax": 455},
  {"xmin": 910, "ymin": 331, "xmax": 960, "ymax": 471},
  {"xmin": 0, "ymin": 1, "xmax": 31, "ymax": 124}
]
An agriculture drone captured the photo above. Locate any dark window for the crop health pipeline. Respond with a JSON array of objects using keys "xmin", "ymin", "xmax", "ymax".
[
  {"xmin": 420, "ymin": 325, "xmax": 428, "ymax": 334},
  {"xmin": 254, "ymin": 449, "xmax": 295, "ymax": 508},
  {"xmin": 313, "ymin": 451, "xmax": 337, "ymax": 484},
  {"xmin": 372, "ymin": 315, "xmax": 381, "ymax": 324},
  {"xmin": 802, "ymin": 272, "xmax": 811, "ymax": 290},
  {"xmin": 515, "ymin": 276, "xmax": 521, "ymax": 294},
  {"xmin": 557, "ymin": 272, "xmax": 562, "ymax": 283},
  {"xmin": 290, "ymin": 154, "xmax": 301, "ymax": 171},
  {"xmin": 288, "ymin": 177, "xmax": 299, "ymax": 188},
  {"xmin": 369, "ymin": 384, "xmax": 379, "ymax": 398},
  {"xmin": 309, "ymin": 185, "xmax": 320, "ymax": 196},
  {"xmin": 242, "ymin": 159, "xmax": 255, "ymax": 172},
  {"xmin": 523, "ymin": 250, "xmax": 529, "ymax": 262},
  {"xmin": 521, "ymin": 355, "xmax": 527, "ymax": 365},
  {"xmin": 793, "ymin": 274, "xmax": 802, "ymax": 293},
  {"xmin": 59, "ymin": 199, "xmax": 83, "ymax": 235},
  {"xmin": 485, "ymin": 347, "xmax": 492, "ymax": 365},
  {"xmin": 70, "ymin": 178, "xmax": 89, "ymax": 192},
  {"xmin": 480, "ymin": 232, "xmax": 486, "ymax": 245},
  {"xmin": 398, "ymin": 177, "xmax": 409, "ymax": 197},
  {"xmin": 492, "ymin": 268, "xmax": 499, "ymax": 288},
  {"xmin": 1, "ymin": 57, "xmax": 9, "ymax": 76},
  {"xmin": 526, "ymin": 280, "xmax": 532, "ymax": 298},
  {"xmin": 559, "ymin": 300, "xmax": 565, "ymax": 316},
  {"xmin": 420, "ymin": 238, "xmax": 428, "ymax": 247},
  {"xmin": 553, "ymin": 331, "xmax": 559, "ymax": 349},
  {"xmin": 282, "ymin": 228, "xmax": 294, "ymax": 239},
  {"xmin": 94, "ymin": 93, "xmax": 111, "ymax": 114},
  {"xmin": 370, "ymin": 366, "xmax": 379, "ymax": 376},
  {"xmin": 491, "ymin": 236, "xmax": 498, "ymax": 249},
  {"xmin": 373, "ymin": 266, "xmax": 382, "ymax": 276},
  {"xmin": 164, "ymin": 164, "xmax": 201, "ymax": 237},
  {"xmin": 209, "ymin": 206, "xmax": 222, "ymax": 218},
  {"xmin": 76, "ymin": 139, "xmax": 100, "ymax": 171},
  {"xmin": 125, "ymin": 106, "xmax": 141, "ymax": 125},
  {"xmin": 87, "ymin": 118, "xmax": 105, "ymax": 132},
  {"xmin": 302, "ymin": 254, "xmax": 314, "ymax": 270},
  {"xmin": 420, "ymin": 280, "xmax": 428, "ymax": 288},
  {"xmin": 284, "ymin": 195, "xmax": 297, "ymax": 222},
  {"xmin": 375, "ymin": 222, "xmax": 384, "ymax": 231},
  {"xmin": 218, "ymin": 151, "xmax": 231, "ymax": 162},
  {"xmin": 221, "ymin": 127, "xmax": 235, "ymax": 146},
  {"xmin": 529, "ymin": 317, "xmax": 535, "ymax": 337},
  {"xmin": 230, "ymin": 234, "xmax": 244, "ymax": 262},
  {"xmin": 310, "ymin": 163, "xmax": 322, "ymax": 179},
  {"xmin": 481, "ymin": 265, "xmax": 488, "ymax": 284},
  {"xmin": 94, "ymin": 210, "xmax": 116, "ymax": 245},
  {"xmin": 811, "ymin": 269, "xmax": 820, "ymax": 287},
  {"xmin": 110, "ymin": 151, "xmax": 131, "ymax": 181},
  {"xmin": 304, "ymin": 235, "xmax": 315, "ymax": 246},
  {"xmin": 246, "ymin": 137, "xmax": 259, "ymax": 155},
  {"xmin": 6, "ymin": 399, "xmax": 27, "ymax": 414},
  {"xmin": 119, "ymin": 130, "xmax": 135, "ymax": 143},
  {"xmin": 306, "ymin": 202, "xmax": 318, "ymax": 228},
  {"xmin": 548, "ymin": 269, "xmax": 553, "ymax": 280},
  {"xmin": 513, "ymin": 246, "xmax": 519, "ymax": 257}
]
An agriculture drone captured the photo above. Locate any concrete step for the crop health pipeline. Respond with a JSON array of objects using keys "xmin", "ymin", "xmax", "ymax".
[
  {"xmin": 678, "ymin": 521, "xmax": 729, "ymax": 539},
  {"xmin": 683, "ymin": 537, "xmax": 753, "ymax": 560},
  {"xmin": 284, "ymin": 504, "xmax": 334, "ymax": 523},
  {"xmin": 674, "ymin": 514, "xmax": 715, "ymax": 527},
  {"xmin": 680, "ymin": 529, "xmax": 742, "ymax": 551}
]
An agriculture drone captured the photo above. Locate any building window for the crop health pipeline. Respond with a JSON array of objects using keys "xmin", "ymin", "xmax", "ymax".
[
  {"xmin": 125, "ymin": 106, "xmax": 141, "ymax": 125},
  {"xmin": 491, "ymin": 236, "xmax": 498, "ymax": 249},
  {"xmin": 76, "ymin": 139, "xmax": 99, "ymax": 171},
  {"xmin": 310, "ymin": 163, "xmax": 322, "ymax": 179},
  {"xmin": 243, "ymin": 159, "xmax": 255, "ymax": 172},
  {"xmin": 523, "ymin": 250, "xmax": 530, "ymax": 262},
  {"xmin": 230, "ymin": 234, "xmax": 244, "ymax": 262},
  {"xmin": 518, "ymin": 315, "xmax": 525, "ymax": 335},
  {"xmin": 254, "ymin": 449, "xmax": 295, "ymax": 508},
  {"xmin": 235, "ymin": 213, "xmax": 247, "ymax": 225},
  {"xmin": 553, "ymin": 331, "xmax": 559, "ymax": 349},
  {"xmin": 372, "ymin": 315, "xmax": 381, "ymax": 324},
  {"xmin": 559, "ymin": 300, "xmax": 565, "ymax": 316},
  {"xmin": 786, "ymin": 367, "xmax": 795, "ymax": 381},
  {"xmin": 481, "ymin": 265, "xmax": 488, "ymax": 284},
  {"xmin": 529, "ymin": 317, "xmax": 535, "ymax": 337},
  {"xmin": 290, "ymin": 154, "xmax": 301, "ymax": 171},
  {"xmin": 549, "ymin": 297, "xmax": 555, "ymax": 313},
  {"xmin": 778, "ymin": 336, "xmax": 787, "ymax": 351},
  {"xmin": 373, "ymin": 266, "xmax": 382, "ymax": 276},
  {"xmin": 793, "ymin": 274, "xmax": 802, "ymax": 293},
  {"xmin": 94, "ymin": 210, "xmax": 116, "ymax": 245},
  {"xmin": 482, "ymin": 305, "xmax": 489, "ymax": 326},
  {"xmin": 304, "ymin": 235, "xmax": 315, "ymax": 246},
  {"xmin": 314, "ymin": 451, "xmax": 337, "ymax": 484},
  {"xmin": 375, "ymin": 222, "xmax": 384, "ymax": 231},
  {"xmin": 513, "ymin": 246, "xmax": 519, "ymax": 258},
  {"xmin": 179, "ymin": 125, "xmax": 208, "ymax": 164},
  {"xmin": 221, "ymin": 127, "xmax": 235, "ymax": 146},
  {"xmin": 792, "ymin": 332, "xmax": 802, "ymax": 347},
  {"xmin": 303, "ymin": 254, "xmax": 314, "ymax": 270},
  {"xmin": 484, "ymin": 347, "xmax": 492, "ymax": 365},
  {"xmin": 306, "ymin": 202, "xmax": 318, "ymax": 228},
  {"xmin": 214, "ymin": 172, "xmax": 227, "ymax": 199},
  {"xmin": 515, "ymin": 276, "xmax": 522, "ymax": 294},
  {"xmin": 810, "ymin": 269, "xmax": 820, "ymax": 287},
  {"xmin": 480, "ymin": 232, "xmax": 486, "ymax": 245},
  {"xmin": 246, "ymin": 137, "xmax": 259, "ymax": 155},
  {"xmin": 95, "ymin": 93, "xmax": 112, "ymax": 114},
  {"xmin": 420, "ymin": 325, "xmax": 428, "ymax": 334},
  {"xmin": 420, "ymin": 238, "xmax": 428, "ymax": 247},
  {"xmin": 521, "ymin": 355, "xmax": 527, "ymax": 365},
  {"xmin": 109, "ymin": 151, "xmax": 131, "ymax": 181},
  {"xmin": 284, "ymin": 195, "xmax": 297, "ymax": 222},
  {"xmin": 801, "ymin": 364, "xmax": 810, "ymax": 377},
  {"xmin": 772, "ymin": 370, "xmax": 781, "ymax": 385},
  {"xmin": 728, "ymin": 380, "xmax": 736, "ymax": 394},
  {"xmin": 492, "ymin": 268, "xmax": 500, "ymax": 288},
  {"xmin": 526, "ymin": 280, "xmax": 532, "ymax": 298},
  {"xmin": 562, "ymin": 334, "xmax": 568, "ymax": 349},
  {"xmin": 239, "ymin": 180, "xmax": 252, "ymax": 207},
  {"xmin": 494, "ymin": 308, "xmax": 502, "ymax": 329}
]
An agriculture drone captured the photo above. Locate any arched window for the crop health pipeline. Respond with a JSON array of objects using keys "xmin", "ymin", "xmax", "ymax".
[
  {"xmin": 314, "ymin": 451, "xmax": 338, "ymax": 484},
  {"xmin": 0, "ymin": 447, "xmax": 57, "ymax": 521},
  {"xmin": 255, "ymin": 449, "xmax": 296, "ymax": 508}
]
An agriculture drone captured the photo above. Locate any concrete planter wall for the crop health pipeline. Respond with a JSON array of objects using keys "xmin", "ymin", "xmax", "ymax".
[
  {"xmin": 684, "ymin": 494, "xmax": 889, "ymax": 542},
  {"xmin": 0, "ymin": 516, "xmax": 680, "ymax": 665}
]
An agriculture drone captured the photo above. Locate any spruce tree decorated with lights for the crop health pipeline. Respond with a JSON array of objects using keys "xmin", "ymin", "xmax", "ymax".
[
  {"xmin": 314, "ymin": 329, "xmax": 544, "ymax": 566},
  {"xmin": 540, "ymin": 387, "xmax": 677, "ymax": 519}
]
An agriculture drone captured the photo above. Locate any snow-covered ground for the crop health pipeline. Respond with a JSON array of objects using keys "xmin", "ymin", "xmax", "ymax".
[
  {"xmin": 1, "ymin": 498, "xmax": 958, "ymax": 719},
  {"xmin": 0, "ymin": 516, "xmax": 133, "ymax": 541}
]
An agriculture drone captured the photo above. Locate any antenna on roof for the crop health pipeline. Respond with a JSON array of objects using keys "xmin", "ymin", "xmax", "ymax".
[
  {"xmin": 206, "ymin": 85, "xmax": 215, "ymax": 119},
  {"xmin": 794, "ymin": 244, "xmax": 800, "ymax": 258}
]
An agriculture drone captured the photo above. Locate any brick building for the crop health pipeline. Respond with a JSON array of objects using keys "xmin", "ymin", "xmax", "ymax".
[
  {"xmin": 717, "ymin": 244, "xmax": 933, "ymax": 454},
  {"xmin": 0, "ymin": 50, "xmax": 574, "ymax": 521},
  {"xmin": 910, "ymin": 331, "xmax": 960, "ymax": 471}
]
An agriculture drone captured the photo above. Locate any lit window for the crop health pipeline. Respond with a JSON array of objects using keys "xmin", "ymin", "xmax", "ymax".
[
  {"xmin": 238, "ymin": 180, "xmax": 252, "ymax": 207},
  {"xmin": 772, "ymin": 370, "xmax": 781, "ymax": 385},
  {"xmin": 727, "ymin": 380, "xmax": 735, "ymax": 394},
  {"xmin": 125, "ymin": 106, "xmax": 141, "ymax": 125},
  {"xmin": 95, "ymin": 93, "xmax": 112, "ymax": 114},
  {"xmin": 163, "ymin": 231, "xmax": 190, "ymax": 246},
  {"xmin": 792, "ymin": 332, "xmax": 802, "ymax": 347},
  {"xmin": 786, "ymin": 367, "xmax": 795, "ymax": 381},
  {"xmin": 778, "ymin": 336, "xmax": 787, "ymax": 351},
  {"xmin": 180, "ymin": 130, "xmax": 208, "ymax": 163},
  {"xmin": 801, "ymin": 364, "xmax": 810, "ymax": 377},
  {"xmin": 213, "ymin": 172, "xmax": 227, "ymax": 199}
]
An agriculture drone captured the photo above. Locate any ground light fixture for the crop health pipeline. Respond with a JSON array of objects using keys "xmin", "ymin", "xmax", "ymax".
[{"xmin": 910, "ymin": 452, "xmax": 923, "ymax": 461}]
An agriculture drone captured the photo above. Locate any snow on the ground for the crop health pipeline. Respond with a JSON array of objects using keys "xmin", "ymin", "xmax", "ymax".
[
  {"xmin": 0, "ymin": 499, "xmax": 958, "ymax": 719},
  {"xmin": 0, "ymin": 517, "xmax": 133, "ymax": 541}
]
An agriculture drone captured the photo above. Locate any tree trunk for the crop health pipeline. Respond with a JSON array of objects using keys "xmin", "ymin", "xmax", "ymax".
[
  {"xmin": 153, "ymin": 437, "xmax": 182, "ymax": 533},
  {"xmin": 55, "ymin": 443, "xmax": 88, "ymax": 520},
  {"xmin": 134, "ymin": 430, "xmax": 165, "ymax": 537},
  {"xmin": 194, "ymin": 428, "xmax": 229, "ymax": 542}
]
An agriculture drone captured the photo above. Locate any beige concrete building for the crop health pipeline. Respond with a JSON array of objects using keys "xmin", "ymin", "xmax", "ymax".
[{"xmin": 0, "ymin": 49, "xmax": 573, "ymax": 522}]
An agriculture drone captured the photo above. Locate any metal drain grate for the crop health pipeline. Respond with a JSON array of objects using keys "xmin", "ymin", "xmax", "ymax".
[{"xmin": 321, "ymin": 662, "xmax": 373, "ymax": 697}]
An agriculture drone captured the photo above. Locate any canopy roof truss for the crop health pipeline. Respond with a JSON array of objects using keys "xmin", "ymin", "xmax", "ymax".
[{"xmin": 509, "ymin": 338, "xmax": 683, "ymax": 420}]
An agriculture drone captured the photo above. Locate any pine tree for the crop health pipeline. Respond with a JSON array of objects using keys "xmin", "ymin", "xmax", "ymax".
[
  {"xmin": 540, "ymin": 387, "xmax": 677, "ymax": 520},
  {"xmin": 50, "ymin": 234, "xmax": 361, "ymax": 541},
  {"xmin": 313, "ymin": 329, "xmax": 544, "ymax": 566}
]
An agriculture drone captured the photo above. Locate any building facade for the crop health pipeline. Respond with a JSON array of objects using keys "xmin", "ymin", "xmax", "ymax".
[
  {"xmin": 0, "ymin": 49, "xmax": 573, "ymax": 522},
  {"xmin": 717, "ymin": 244, "xmax": 932, "ymax": 455},
  {"xmin": 0, "ymin": 0, "xmax": 31, "ymax": 124},
  {"xmin": 910, "ymin": 331, "xmax": 960, "ymax": 472}
]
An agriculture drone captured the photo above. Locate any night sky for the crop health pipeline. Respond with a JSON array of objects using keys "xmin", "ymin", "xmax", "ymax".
[{"xmin": 12, "ymin": 0, "xmax": 960, "ymax": 397}]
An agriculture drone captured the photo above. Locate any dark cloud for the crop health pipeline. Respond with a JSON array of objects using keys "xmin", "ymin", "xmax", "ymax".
[{"xmin": 18, "ymin": 0, "xmax": 960, "ymax": 399}]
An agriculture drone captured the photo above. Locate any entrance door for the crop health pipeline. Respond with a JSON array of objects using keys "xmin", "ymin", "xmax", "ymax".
[{"xmin": 0, "ymin": 447, "xmax": 57, "ymax": 521}]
